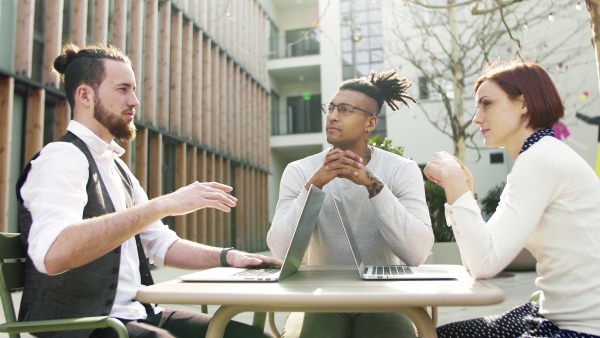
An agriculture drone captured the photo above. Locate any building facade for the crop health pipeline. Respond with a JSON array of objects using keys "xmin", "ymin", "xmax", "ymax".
[
  {"xmin": 264, "ymin": 0, "xmax": 600, "ymax": 220},
  {"xmin": 0, "ymin": 0, "xmax": 271, "ymax": 252}
]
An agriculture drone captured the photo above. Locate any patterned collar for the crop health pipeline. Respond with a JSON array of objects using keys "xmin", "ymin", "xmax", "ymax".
[{"xmin": 519, "ymin": 128, "xmax": 555, "ymax": 155}]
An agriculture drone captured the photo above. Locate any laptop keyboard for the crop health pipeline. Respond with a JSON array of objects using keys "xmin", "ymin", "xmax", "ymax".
[
  {"xmin": 373, "ymin": 266, "xmax": 413, "ymax": 276},
  {"xmin": 234, "ymin": 268, "xmax": 281, "ymax": 276}
]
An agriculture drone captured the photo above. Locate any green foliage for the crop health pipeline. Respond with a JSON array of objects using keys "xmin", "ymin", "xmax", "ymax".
[
  {"xmin": 424, "ymin": 180, "xmax": 455, "ymax": 242},
  {"xmin": 480, "ymin": 182, "xmax": 505, "ymax": 219},
  {"xmin": 368, "ymin": 135, "xmax": 405, "ymax": 157}
]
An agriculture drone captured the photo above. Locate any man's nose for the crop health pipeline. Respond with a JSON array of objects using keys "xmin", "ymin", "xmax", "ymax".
[{"xmin": 129, "ymin": 92, "xmax": 140, "ymax": 108}]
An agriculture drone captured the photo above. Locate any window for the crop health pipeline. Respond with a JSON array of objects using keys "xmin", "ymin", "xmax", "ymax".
[
  {"xmin": 285, "ymin": 28, "xmax": 319, "ymax": 57},
  {"xmin": 285, "ymin": 94, "xmax": 322, "ymax": 134}
]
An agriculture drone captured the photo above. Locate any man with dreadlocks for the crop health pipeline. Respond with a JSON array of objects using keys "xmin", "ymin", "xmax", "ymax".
[{"xmin": 267, "ymin": 69, "xmax": 433, "ymax": 337}]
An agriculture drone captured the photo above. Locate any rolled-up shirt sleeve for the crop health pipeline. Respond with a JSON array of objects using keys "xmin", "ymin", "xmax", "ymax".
[{"xmin": 20, "ymin": 143, "xmax": 90, "ymax": 275}]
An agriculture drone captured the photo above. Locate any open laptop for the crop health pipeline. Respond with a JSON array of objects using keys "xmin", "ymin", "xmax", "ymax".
[
  {"xmin": 331, "ymin": 191, "xmax": 457, "ymax": 280},
  {"xmin": 179, "ymin": 185, "xmax": 325, "ymax": 282}
]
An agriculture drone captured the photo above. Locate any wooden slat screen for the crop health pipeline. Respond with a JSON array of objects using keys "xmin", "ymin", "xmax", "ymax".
[{"xmin": 0, "ymin": 0, "xmax": 271, "ymax": 251}]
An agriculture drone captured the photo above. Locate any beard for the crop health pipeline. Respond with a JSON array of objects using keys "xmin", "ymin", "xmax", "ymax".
[{"xmin": 93, "ymin": 97, "xmax": 136, "ymax": 142}]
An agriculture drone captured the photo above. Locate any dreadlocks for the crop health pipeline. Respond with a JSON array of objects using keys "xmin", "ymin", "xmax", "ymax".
[{"xmin": 339, "ymin": 68, "xmax": 416, "ymax": 115}]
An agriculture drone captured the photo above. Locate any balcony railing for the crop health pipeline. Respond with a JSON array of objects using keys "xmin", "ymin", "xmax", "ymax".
[
  {"xmin": 271, "ymin": 101, "xmax": 322, "ymax": 136},
  {"xmin": 269, "ymin": 28, "xmax": 320, "ymax": 60}
]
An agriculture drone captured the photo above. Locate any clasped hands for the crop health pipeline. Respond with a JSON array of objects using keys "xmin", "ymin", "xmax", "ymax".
[{"xmin": 306, "ymin": 148, "xmax": 375, "ymax": 190}]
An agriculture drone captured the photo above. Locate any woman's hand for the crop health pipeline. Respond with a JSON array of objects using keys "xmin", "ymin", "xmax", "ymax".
[{"xmin": 424, "ymin": 152, "xmax": 471, "ymax": 204}]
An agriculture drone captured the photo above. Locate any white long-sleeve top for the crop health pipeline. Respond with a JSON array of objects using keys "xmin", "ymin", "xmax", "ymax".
[
  {"xmin": 267, "ymin": 147, "xmax": 433, "ymax": 266},
  {"xmin": 445, "ymin": 136, "xmax": 600, "ymax": 335},
  {"xmin": 20, "ymin": 121, "xmax": 179, "ymax": 320}
]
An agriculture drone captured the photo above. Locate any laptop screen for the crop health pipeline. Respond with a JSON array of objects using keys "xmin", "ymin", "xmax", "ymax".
[
  {"xmin": 278, "ymin": 185, "xmax": 325, "ymax": 280},
  {"xmin": 331, "ymin": 191, "xmax": 368, "ymax": 276}
]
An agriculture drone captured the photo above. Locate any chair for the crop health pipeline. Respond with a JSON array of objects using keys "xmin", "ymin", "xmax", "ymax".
[{"xmin": 0, "ymin": 232, "xmax": 128, "ymax": 338}]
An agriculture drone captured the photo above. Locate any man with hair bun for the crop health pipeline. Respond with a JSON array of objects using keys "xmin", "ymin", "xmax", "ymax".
[
  {"xmin": 267, "ymin": 69, "xmax": 433, "ymax": 337},
  {"xmin": 17, "ymin": 43, "xmax": 279, "ymax": 338}
]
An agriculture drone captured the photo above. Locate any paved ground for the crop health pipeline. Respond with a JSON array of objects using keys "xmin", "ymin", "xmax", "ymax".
[{"xmin": 1, "ymin": 253, "xmax": 539, "ymax": 337}]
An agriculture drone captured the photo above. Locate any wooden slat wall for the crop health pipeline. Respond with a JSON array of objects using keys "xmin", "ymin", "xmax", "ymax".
[
  {"xmin": 202, "ymin": 38, "xmax": 212, "ymax": 147},
  {"xmin": 174, "ymin": 143, "xmax": 186, "ymax": 237},
  {"xmin": 186, "ymin": 146, "xmax": 197, "ymax": 242},
  {"xmin": 197, "ymin": 150, "xmax": 207, "ymax": 244},
  {"xmin": 24, "ymin": 89, "xmax": 45, "ymax": 165},
  {"xmin": 192, "ymin": 29, "xmax": 203, "ymax": 142},
  {"xmin": 14, "ymin": 0, "xmax": 34, "ymax": 77},
  {"xmin": 158, "ymin": 1, "xmax": 171, "ymax": 130},
  {"xmin": 2, "ymin": 0, "xmax": 271, "ymax": 251},
  {"xmin": 70, "ymin": 0, "xmax": 87, "ymax": 47},
  {"xmin": 143, "ymin": 0, "xmax": 158, "ymax": 126},
  {"xmin": 0, "ymin": 77, "xmax": 14, "ymax": 233},
  {"xmin": 215, "ymin": 156, "xmax": 223, "ymax": 246},
  {"xmin": 92, "ymin": 0, "xmax": 109, "ymax": 44},
  {"xmin": 43, "ymin": 0, "xmax": 63, "ymax": 89},
  {"xmin": 206, "ymin": 153, "xmax": 216, "ymax": 245},
  {"xmin": 181, "ymin": 21, "xmax": 193, "ymax": 139},
  {"xmin": 135, "ymin": 128, "xmax": 149, "ymax": 191},
  {"xmin": 113, "ymin": 0, "xmax": 131, "ymax": 166},
  {"xmin": 54, "ymin": 99, "xmax": 70, "ymax": 142},
  {"xmin": 211, "ymin": 46, "xmax": 219, "ymax": 148},
  {"xmin": 169, "ymin": 10, "xmax": 182, "ymax": 136}
]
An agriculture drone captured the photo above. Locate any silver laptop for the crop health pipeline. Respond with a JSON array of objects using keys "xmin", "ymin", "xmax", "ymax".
[
  {"xmin": 179, "ymin": 185, "xmax": 325, "ymax": 282},
  {"xmin": 331, "ymin": 191, "xmax": 457, "ymax": 280}
]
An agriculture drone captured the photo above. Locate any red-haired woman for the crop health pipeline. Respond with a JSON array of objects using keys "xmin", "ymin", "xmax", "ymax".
[{"xmin": 424, "ymin": 60, "xmax": 600, "ymax": 338}]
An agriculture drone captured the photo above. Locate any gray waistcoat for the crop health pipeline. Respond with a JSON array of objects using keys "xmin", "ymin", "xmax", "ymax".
[{"xmin": 16, "ymin": 132, "xmax": 149, "ymax": 338}]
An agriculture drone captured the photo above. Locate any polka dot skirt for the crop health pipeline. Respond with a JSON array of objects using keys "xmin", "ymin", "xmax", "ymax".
[{"xmin": 436, "ymin": 302, "xmax": 600, "ymax": 338}]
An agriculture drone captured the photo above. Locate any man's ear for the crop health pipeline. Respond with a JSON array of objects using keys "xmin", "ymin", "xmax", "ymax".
[
  {"xmin": 366, "ymin": 115, "xmax": 378, "ymax": 132},
  {"xmin": 75, "ymin": 85, "xmax": 94, "ymax": 109}
]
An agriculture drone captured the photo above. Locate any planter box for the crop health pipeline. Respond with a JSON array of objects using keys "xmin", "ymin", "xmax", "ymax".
[
  {"xmin": 425, "ymin": 243, "xmax": 537, "ymax": 272},
  {"xmin": 425, "ymin": 242, "xmax": 462, "ymax": 265}
]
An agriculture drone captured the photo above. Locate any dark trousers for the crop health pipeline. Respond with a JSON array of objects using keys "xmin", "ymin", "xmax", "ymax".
[{"xmin": 90, "ymin": 308, "xmax": 273, "ymax": 338}]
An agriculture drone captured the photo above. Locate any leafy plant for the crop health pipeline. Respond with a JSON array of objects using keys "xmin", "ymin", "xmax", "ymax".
[
  {"xmin": 480, "ymin": 182, "xmax": 505, "ymax": 219},
  {"xmin": 424, "ymin": 180, "xmax": 455, "ymax": 242},
  {"xmin": 369, "ymin": 135, "xmax": 405, "ymax": 157}
]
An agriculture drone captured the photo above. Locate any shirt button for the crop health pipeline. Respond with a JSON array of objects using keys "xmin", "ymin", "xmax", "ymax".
[
  {"xmin": 105, "ymin": 299, "xmax": 113, "ymax": 306},
  {"xmin": 110, "ymin": 283, "xmax": 117, "ymax": 289},
  {"xmin": 112, "ymin": 267, "xmax": 118, "ymax": 273}
]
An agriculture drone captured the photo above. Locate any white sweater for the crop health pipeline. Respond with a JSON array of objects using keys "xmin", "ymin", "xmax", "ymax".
[
  {"xmin": 445, "ymin": 136, "xmax": 600, "ymax": 335},
  {"xmin": 267, "ymin": 147, "xmax": 433, "ymax": 267}
]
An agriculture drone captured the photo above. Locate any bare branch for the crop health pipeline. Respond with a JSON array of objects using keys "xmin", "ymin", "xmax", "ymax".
[{"xmin": 471, "ymin": 0, "xmax": 524, "ymax": 15}]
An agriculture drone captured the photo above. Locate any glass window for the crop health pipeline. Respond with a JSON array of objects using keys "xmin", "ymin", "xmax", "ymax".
[{"xmin": 286, "ymin": 28, "xmax": 320, "ymax": 57}]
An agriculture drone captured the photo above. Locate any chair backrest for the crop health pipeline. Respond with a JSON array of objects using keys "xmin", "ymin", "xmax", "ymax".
[{"xmin": 0, "ymin": 233, "xmax": 26, "ymax": 324}]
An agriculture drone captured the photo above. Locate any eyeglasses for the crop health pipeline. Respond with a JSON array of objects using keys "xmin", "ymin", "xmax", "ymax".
[{"xmin": 321, "ymin": 103, "xmax": 375, "ymax": 117}]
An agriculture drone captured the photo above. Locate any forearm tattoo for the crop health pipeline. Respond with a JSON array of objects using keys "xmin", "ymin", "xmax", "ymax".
[{"xmin": 365, "ymin": 169, "xmax": 384, "ymax": 198}]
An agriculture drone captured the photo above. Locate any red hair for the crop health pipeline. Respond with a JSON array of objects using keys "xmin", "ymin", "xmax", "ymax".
[{"xmin": 474, "ymin": 59, "xmax": 564, "ymax": 129}]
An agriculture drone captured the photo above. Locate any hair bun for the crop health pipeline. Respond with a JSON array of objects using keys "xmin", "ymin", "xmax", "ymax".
[{"xmin": 53, "ymin": 44, "xmax": 80, "ymax": 74}]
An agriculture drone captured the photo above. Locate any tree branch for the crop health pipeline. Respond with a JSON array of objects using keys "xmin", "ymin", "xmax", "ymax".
[{"xmin": 471, "ymin": 0, "xmax": 524, "ymax": 15}]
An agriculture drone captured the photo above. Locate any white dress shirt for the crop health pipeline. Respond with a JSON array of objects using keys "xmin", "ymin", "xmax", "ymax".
[{"xmin": 20, "ymin": 121, "xmax": 179, "ymax": 320}]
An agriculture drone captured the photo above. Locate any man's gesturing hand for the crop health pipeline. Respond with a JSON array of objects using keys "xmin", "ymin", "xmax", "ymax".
[{"xmin": 159, "ymin": 181, "xmax": 238, "ymax": 216}]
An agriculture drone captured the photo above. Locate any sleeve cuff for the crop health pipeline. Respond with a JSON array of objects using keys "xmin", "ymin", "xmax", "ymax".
[{"xmin": 444, "ymin": 191, "xmax": 480, "ymax": 226}]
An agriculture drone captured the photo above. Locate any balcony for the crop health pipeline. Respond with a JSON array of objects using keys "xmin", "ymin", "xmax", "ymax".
[
  {"xmin": 269, "ymin": 28, "xmax": 320, "ymax": 60},
  {"xmin": 271, "ymin": 94, "xmax": 322, "ymax": 136}
]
